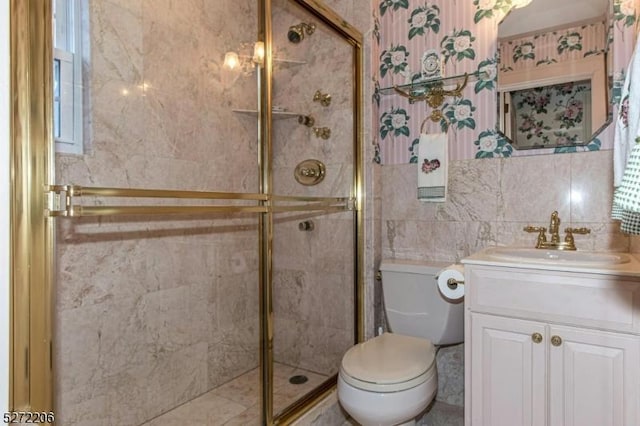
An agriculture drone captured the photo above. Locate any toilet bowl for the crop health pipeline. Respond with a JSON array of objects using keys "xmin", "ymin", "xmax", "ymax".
[
  {"xmin": 337, "ymin": 260, "xmax": 464, "ymax": 426},
  {"xmin": 338, "ymin": 333, "xmax": 437, "ymax": 426}
]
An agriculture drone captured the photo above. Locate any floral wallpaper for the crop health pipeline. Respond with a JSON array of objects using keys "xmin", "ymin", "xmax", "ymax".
[
  {"xmin": 511, "ymin": 82, "xmax": 595, "ymax": 149},
  {"xmin": 500, "ymin": 22, "xmax": 606, "ymax": 73},
  {"xmin": 374, "ymin": 0, "xmax": 639, "ymax": 163}
]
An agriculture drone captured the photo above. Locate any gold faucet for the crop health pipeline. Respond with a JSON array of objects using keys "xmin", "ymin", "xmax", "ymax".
[
  {"xmin": 548, "ymin": 211, "xmax": 560, "ymax": 244},
  {"xmin": 524, "ymin": 211, "xmax": 591, "ymax": 250}
]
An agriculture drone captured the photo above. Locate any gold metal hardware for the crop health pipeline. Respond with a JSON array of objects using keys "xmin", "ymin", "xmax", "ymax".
[
  {"xmin": 11, "ymin": 0, "xmax": 55, "ymax": 411},
  {"xmin": 532, "ymin": 333, "xmax": 543, "ymax": 344},
  {"xmin": 548, "ymin": 211, "xmax": 561, "ymax": 244},
  {"xmin": 524, "ymin": 211, "xmax": 591, "ymax": 250},
  {"xmin": 287, "ymin": 22, "xmax": 316, "ymax": 44},
  {"xmin": 298, "ymin": 115, "xmax": 315, "ymax": 127},
  {"xmin": 523, "ymin": 226, "xmax": 547, "ymax": 247},
  {"xmin": 375, "ymin": 270, "xmax": 382, "ymax": 281},
  {"xmin": 44, "ymin": 185, "xmax": 353, "ymax": 217},
  {"xmin": 394, "ymin": 73, "xmax": 469, "ymax": 122},
  {"xmin": 564, "ymin": 227, "xmax": 591, "ymax": 249},
  {"xmin": 48, "ymin": 184, "xmax": 269, "ymax": 200},
  {"xmin": 313, "ymin": 90, "xmax": 331, "ymax": 106},
  {"xmin": 551, "ymin": 335, "xmax": 563, "ymax": 346},
  {"xmin": 298, "ymin": 220, "xmax": 315, "ymax": 231},
  {"xmin": 312, "ymin": 127, "xmax": 331, "ymax": 139},
  {"xmin": 447, "ymin": 278, "xmax": 463, "ymax": 290},
  {"xmin": 294, "ymin": 159, "xmax": 326, "ymax": 186}
]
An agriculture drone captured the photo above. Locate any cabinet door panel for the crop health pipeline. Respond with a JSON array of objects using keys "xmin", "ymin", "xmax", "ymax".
[
  {"xmin": 471, "ymin": 314, "xmax": 546, "ymax": 426},
  {"xmin": 549, "ymin": 325, "xmax": 640, "ymax": 426}
]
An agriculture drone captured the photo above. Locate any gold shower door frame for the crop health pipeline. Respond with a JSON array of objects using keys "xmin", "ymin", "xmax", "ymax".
[{"xmin": 9, "ymin": 0, "xmax": 363, "ymax": 424}]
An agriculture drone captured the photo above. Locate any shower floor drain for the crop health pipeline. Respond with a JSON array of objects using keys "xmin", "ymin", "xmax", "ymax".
[{"xmin": 289, "ymin": 374, "xmax": 309, "ymax": 385}]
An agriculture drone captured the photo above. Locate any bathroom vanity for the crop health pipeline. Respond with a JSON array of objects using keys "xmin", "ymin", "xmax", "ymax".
[{"xmin": 462, "ymin": 248, "xmax": 640, "ymax": 426}]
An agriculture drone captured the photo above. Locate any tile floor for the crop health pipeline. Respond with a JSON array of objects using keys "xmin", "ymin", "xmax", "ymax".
[{"xmin": 142, "ymin": 363, "xmax": 329, "ymax": 426}]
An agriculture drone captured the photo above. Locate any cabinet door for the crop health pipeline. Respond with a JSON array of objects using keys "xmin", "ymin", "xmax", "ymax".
[
  {"xmin": 549, "ymin": 325, "xmax": 640, "ymax": 426},
  {"xmin": 471, "ymin": 313, "xmax": 547, "ymax": 426}
]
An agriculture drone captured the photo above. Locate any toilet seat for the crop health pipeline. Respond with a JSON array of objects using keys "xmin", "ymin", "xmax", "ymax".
[{"xmin": 340, "ymin": 333, "xmax": 436, "ymax": 392}]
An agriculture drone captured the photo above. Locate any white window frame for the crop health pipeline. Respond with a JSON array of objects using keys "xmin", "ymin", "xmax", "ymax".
[{"xmin": 53, "ymin": 0, "xmax": 83, "ymax": 154}]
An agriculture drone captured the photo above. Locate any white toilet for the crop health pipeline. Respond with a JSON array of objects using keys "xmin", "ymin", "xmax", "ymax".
[{"xmin": 338, "ymin": 259, "xmax": 464, "ymax": 426}]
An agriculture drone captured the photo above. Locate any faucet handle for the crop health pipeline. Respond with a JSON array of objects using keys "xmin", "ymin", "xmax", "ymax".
[
  {"xmin": 523, "ymin": 226, "xmax": 546, "ymax": 233},
  {"xmin": 565, "ymin": 227, "xmax": 591, "ymax": 235},
  {"xmin": 563, "ymin": 227, "xmax": 591, "ymax": 250},
  {"xmin": 524, "ymin": 226, "xmax": 547, "ymax": 248}
]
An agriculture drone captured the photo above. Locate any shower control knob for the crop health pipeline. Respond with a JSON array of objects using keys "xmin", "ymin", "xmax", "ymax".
[
  {"xmin": 313, "ymin": 90, "xmax": 332, "ymax": 107},
  {"xmin": 298, "ymin": 220, "xmax": 314, "ymax": 231},
  {"xmin": 298, "ymin": 115, "xmax": 315, "ymax": 127}
]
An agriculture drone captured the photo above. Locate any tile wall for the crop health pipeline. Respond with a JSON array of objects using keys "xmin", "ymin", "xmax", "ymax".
[
  {"xmin": 380, "ymin": 150, "xmax": 629, "ymax": 264},
  {"xmin": 55, "ymin": 1, "xmax": 260, "ymax": 424},
  {"xmin": 376, "ymin": 149, "xmax": 629, "ymax": 421},
  {"xmin": 271, "ymin": 0, "xmax": 357, "ymax": 377},
  {"xmin": 54, "ymin": 0, "xmax": 376, "ymax": 425}
]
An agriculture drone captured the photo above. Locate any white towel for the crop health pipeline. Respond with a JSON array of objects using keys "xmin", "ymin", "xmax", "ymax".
[{"xmin": 417, "ymin": 132, "xmax": 447, "ymax": 202}]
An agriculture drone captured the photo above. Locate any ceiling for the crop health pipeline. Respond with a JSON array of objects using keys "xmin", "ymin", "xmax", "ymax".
[{"xmin": 498, "ymin": 0, "xmax": 609, "ymax": 39}]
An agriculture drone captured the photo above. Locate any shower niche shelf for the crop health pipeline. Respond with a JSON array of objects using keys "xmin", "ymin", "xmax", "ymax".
[{"xmin": 233, "ymin": 109, "xmax": 301, "ymax": 119}]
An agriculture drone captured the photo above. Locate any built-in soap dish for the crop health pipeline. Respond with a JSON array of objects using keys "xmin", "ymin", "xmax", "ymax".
[{"xmin": 294, "ymin": 159, "xmax": 325, "ymax": 186}]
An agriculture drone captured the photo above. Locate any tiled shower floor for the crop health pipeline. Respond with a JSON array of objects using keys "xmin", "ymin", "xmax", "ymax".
[{"xmin": 142, "ymin": 363, "xmax": 329, "ymax": 426}]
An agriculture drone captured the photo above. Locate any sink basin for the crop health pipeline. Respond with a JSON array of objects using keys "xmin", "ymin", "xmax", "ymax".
[{"xmin": 485, "ymin": 247, "xmax": 631, "ymax": 266}]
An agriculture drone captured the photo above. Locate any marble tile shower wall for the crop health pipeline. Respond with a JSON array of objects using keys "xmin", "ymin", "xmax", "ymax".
[
  {"xmin": 381, "ymin": 150, "xmax": 629, "ymax": 263},
  {"xmin": 270, "ymin": 0, "xmax": 357, "ymax": 376},
  {"xmin": 54, "ymin": 1, "xmax": 261, "ymax": 425}
]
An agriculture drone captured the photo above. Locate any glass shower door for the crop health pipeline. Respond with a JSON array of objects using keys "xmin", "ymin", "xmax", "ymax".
[
  {"xmin": 12, "ymin": 0, "xmax": 361, "ymax": 423},
  {"xmin": 52, "ymin": 1, "xmax": 264, "ymax": 424},
  {"xmin": 270, "ymin": 0, "xmax": 359, "ymax": 418}
]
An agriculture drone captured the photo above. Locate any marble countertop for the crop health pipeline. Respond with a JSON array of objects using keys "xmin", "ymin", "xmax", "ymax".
[{"xmin": 461, "ymin": 247, "xmax": 640, "ymax": 278}]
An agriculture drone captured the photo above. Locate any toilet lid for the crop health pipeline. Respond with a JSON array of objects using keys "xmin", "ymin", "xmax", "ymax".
[{"xmin": 341, "ymin": 333, "xmax": 436, "ymax": 386}]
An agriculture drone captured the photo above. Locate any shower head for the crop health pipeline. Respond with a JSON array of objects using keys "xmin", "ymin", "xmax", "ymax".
[{"xmin": 287, "ymin": 22, "xmax": 316, "ymax": 44}]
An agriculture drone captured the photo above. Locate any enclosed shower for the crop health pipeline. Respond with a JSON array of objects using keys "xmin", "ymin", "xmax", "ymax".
[{"xmin": 10, "ymin": 0, "xmax": 363, "ymax": 424}]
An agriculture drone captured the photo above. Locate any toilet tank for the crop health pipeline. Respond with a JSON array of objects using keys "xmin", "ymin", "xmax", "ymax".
[{"xmin": 380, "ymin": 259, "xmax": 464, "ymax": 346}]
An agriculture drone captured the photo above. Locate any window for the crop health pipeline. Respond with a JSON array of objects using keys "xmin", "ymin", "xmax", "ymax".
[{"xmin": 53, "ymin": 0, "xmax": 83, "ymax": 154}]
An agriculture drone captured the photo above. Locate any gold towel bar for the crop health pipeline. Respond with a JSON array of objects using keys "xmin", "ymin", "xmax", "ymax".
[
  {"xmin": 49, "ymin": 184, "xmax": 268, "ymax": 200},
  {"xmin": 47, "ymin": 185, "xmax": 354, "ymax": 217}
]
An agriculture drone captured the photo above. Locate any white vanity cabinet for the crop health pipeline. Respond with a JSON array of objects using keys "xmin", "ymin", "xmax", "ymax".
[{"xmin": 464, "ymin": 264, "xmax": 640, "ymax": 426}]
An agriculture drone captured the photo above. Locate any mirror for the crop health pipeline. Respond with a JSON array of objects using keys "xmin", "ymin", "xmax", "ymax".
[{"xmin": 497, "ymin": 0, "xmax": 613, "ymax": 150}]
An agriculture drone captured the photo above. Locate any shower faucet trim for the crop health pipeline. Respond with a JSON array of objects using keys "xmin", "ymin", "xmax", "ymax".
[{"xmin": 288, "ymin": 22, "xmax": 316, "ymax": 44}]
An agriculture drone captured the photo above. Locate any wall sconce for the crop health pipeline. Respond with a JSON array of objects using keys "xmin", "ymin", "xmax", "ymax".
[
  {"xmin": 221, "ymin": 41, "xmax": 265, "ymax": 86},
  {"xmin": 253, "ymin": 41, "xmax": 265, "ymax": 65},
  {"xmin": 223, "ymin": 52, "xmax": 240, "ymax": 70}
]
